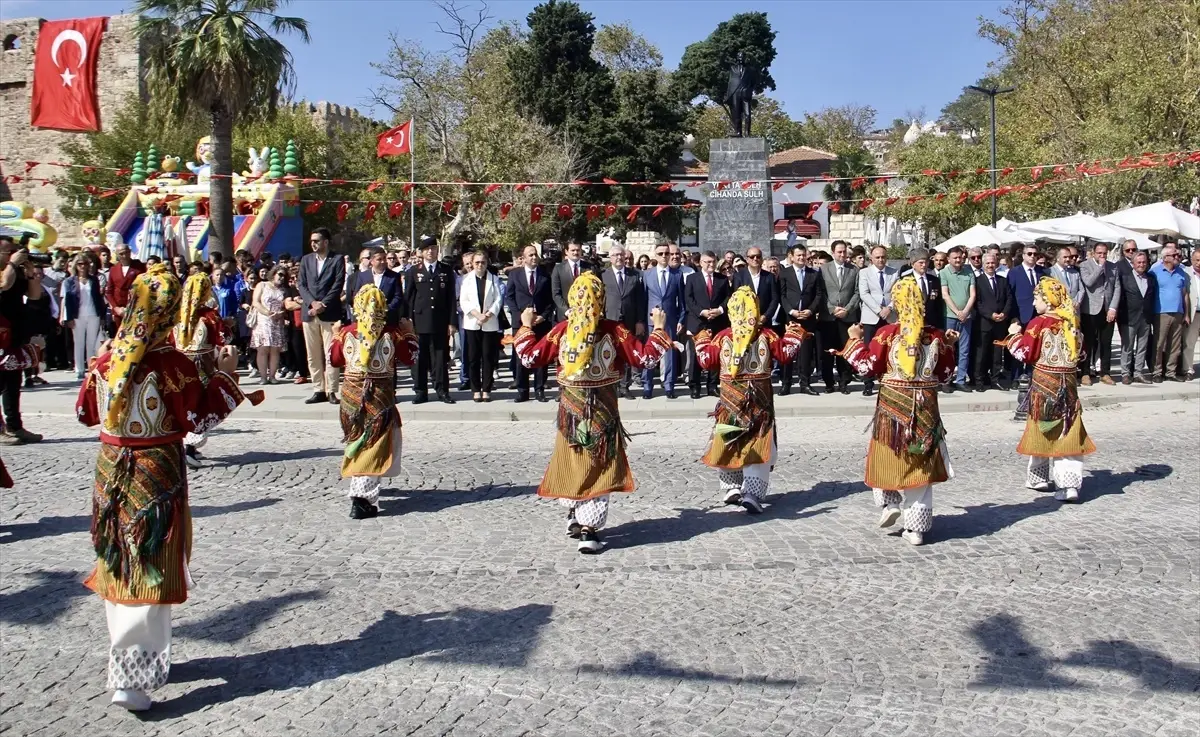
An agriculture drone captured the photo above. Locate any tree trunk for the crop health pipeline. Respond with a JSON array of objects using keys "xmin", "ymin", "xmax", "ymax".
[
  {"xmin": 209, "ymin": 104, "xmax": 235, "ymax": 258},
  {"xmin": 439, "ymin": 191, "xmax": 471, "ymax": 258}
]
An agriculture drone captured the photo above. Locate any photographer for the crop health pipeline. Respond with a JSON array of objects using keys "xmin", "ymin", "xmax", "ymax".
[{"xmin": 0, "ymin": 236, "xmax": 45, "ymax": 444}]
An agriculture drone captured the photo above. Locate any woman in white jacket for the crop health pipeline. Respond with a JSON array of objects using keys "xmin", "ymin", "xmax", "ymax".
[{"xmin": 458, "ymin": 250, "xmax": 503, "ymax": 402}]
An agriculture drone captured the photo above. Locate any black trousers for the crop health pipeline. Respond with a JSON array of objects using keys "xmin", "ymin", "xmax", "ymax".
[
  {"xmin": 860, "ymin": 323, "xmax": 883, "ymax": 389},
  {"xmin": 1081, "ymin": 312, "xmax": 1115, "ymax": 376},
  {"xmin": 1, "ymin": 369, "xmax": 24, "ymax": 431},
  {"xmin": 465, "ymin": 329, "xmax": 499, "ymax": 393},
  {"xmin": 975, "ymin": 317, "xmax": 1009, "ymax": 385},
  {"xmin": 687, "ymin": 334, "xmax": 717, "ymax": 394},
  {"xmin": 781, "ymin": 320, "xmax": 816, "ymax": 387},
  {"xmin": 414, "ymin": 331, "xmax": 450, "ymax": 396},
  {"xmin": 819, "ymin": 320, "xmax": 852, "ymax": 386},
  {"xmin": 515, "ymin": 325, "xmax": 549, "ymax": 393}
]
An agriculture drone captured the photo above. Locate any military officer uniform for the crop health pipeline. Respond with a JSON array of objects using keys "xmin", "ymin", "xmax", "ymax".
[{"xmin": 405, "ymin": 238, "xmax": 458, "ymax": 403}]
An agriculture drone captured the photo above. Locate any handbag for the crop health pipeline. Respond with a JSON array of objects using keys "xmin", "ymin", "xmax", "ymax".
[{"xmin": 245, "ymin": 308, "xmax": 259, "ymax": 329}]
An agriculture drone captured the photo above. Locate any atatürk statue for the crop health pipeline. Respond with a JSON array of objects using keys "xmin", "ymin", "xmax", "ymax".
[{"xmin": 723, "ymin": 55, "xmax": 755, "ymax": 137}]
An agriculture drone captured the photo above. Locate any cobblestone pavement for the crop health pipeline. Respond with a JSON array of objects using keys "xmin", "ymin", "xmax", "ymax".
[{"xmin": 2, "ymin": 400, "xmax": 1197, "ymax": 736}]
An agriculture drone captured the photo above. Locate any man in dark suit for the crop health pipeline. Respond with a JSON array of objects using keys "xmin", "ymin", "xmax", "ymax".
[
  {"xmin": 907, "ymin": 249, "xmax": 942, "ymax": 329},
  {"xmin": 642, "ymin": 246, "xmax": 685, "ymax": 399},
  {"xmin": 731, "ymin": 246, "xmax": 780, "ymax": 327},
  {"xmin": 1117, "ymin": 250, "xmax": 1157, "ymax": 383},
  {"xmin": 683, "ymin": 250, "xmax": 731, "ymax": 398},
  {"xmin": 405, "ymin": 235, "xmax": 458, "ymax": 404},
  {"xmin": 1005, "ymin": 243, "xmax": 1046, "ymax": 380},
  {"xmin": 779, "ymin": 244, "xmax": 825, "ymax": 395},
  {"xmin": 818, "ymin": 240, "xmax": 860, "ymax": 393},
  {"xmin": 600, "ymin": 246, "xmax": 646, "ymax": 398},
  {"xmin": 504, "ymin": 244, "xmax": 554, "ymax": 402},
  {"xmin": 298, "ymin": 227, "xmax": 346, "ymax": 404},
  {"xmin": 973, "ymin": 251, "xmax": 1015, "ymax": 390},
  {"xmin": 349, "ymin": 246, "xmax": 404, "ymax": 325},
  {"xmin": 551, "ymin": 239, "xmax": 587, "ymax": 323}
]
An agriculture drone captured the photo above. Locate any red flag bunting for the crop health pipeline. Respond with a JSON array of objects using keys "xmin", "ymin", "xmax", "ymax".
[
  {"xmin": 1000, "ymin": 167, "xmax": 1014, "ymax": 178},
  {"xmin": 626, "ymin": 205, "xmax": 642, "ymax": 223},
  {"xmin": 31, "ymin": 17, "xmax": 107, "ymax": 132},
  {"xmin": 602, "ymin": 178, "xmax": 619, "ymax": 185},
  {"xmin": 98, "ymin": 189, "xmax": 119, "ymax": 198},
  {"xmin": 657, "ymin": 183, "xmax": 673, "ymax": 192},
  {"xmin": 741, "ymin": 181, "xmax": 757, "ymax": 189},
  {"xmin": 115, "ymin": 168, "xmax": 131, "ymax": 176},
  {"xmin": 414, "ymin": 198, "xmax": 428, "ymax": 207},
  {"xmin": 337, "ymin": 202, "xmax": 351, "ymax": 221},
  {"xmin": 402, "ymin": 183, "xmax": 415, "ymax": 194},
  {"xmin": 376, "ymin": 121, "xmax": 412, "ymax": 158},
  {"xmin": 795, "ymin": 179, "xmax": 814, "ymax": 190},
  {"xmin": 586, "ymin": 204, "xmax": 601, "ymax": 222},
  {"xmin": 1052, "ymin": 165, "xmax": 1067, "ymax": 178},
  {"xmin": 906, "ymin": 195, "xmax": 924, "ymax": 205},
  {"xmin": 24, "ymin": 161, "xmax": 37, "ymax": 173},
  {"xmin": 367, "ymin": 180, "xmax": 384, "ymax": 193},
  {"xmin": 972, "ymin": 190, "xmax": 994, "ymax": 203},
  {"xmin": 364, "ymin": 202, "xmax": 378, "ymax": 221},
  {"xmin": 605, "ymin": 204, "xmax": 618, "ymax": 217},
  {"xmin": 330, "ymin": 179, "xmax": 348, "ymax": 186},
  {"xmin": 935, "ymin": 193, "xmax": 947, "ymax": 202},
  {"xmin": 1030, "ymin": 166, "xmax": 1043, "ymax": 181},
  {"xmin": 828, "ymin": 203, "xmax": 841, "ymax": 213},
  {"xmin": 921, "ymin": 168, "xmax": 941, "ymax": 176},
  {"xmin": 771, "ymin": 182, "xmax": 785, "ymax": 191},
  {"xmin": 805, "ymin": 202, "xmax": 822, "ymax": 218},
  {"xmin": 885, "ymin": 197, "xmax": 899, "ymax": 206},
  {"xmin": 956, "ymin": 191, "xmax": 970, "ymax": 205},
  {"xmin": 300, "ymin": 177, "xmax": 319, "ymax": 185},
  {"xmin": 472, "ymin": 200, "xmax": 485, "ymax": 211},
  {"xmin": 388, "ymin": 201, "xmax": 405, "ymax": 218},
  {"xmin": 530, "ymin": 203, "xmax": 544, "ymax": 223},
  {"xmin": 715, "ymin": 181, "xmax": 730, "ymax": 191},
  {"xmin": 484, "ymin": 184, "xmax": 502, "ymax": 196},
  {"xmin": 499, "ymin": 202, "xmax": 513, "ymax": 220},
  {"xmin": 975, "ymin": 167, "xmax": 988, "ymax": 175},
  {"xmin": 947, "ymin": 170, "xmax": 960, "ymax": 179},
  {"xmin": 850, "ymin": 177, "xmax": 867, "ymax": 190},
  {"xmin": 572, "ymin": 180, "xmax": 590, "ymax": 186},
  {"xmin": 557, "ymin": 203, "xmax": 573, "ymax": 219},
  {"xmin": 514, "ymin": 184, "xmax": 530, "ymax": 192},
  {"xmin": 859, "ymin": 198, "xmax": 875, "ymax": 209},
  {"xmin": 442, "ymin": 200, "xmax": 457, "ymax": 215},
  {"xmin": 651, "ymin": 205, "xmax": 668, "ymax": 217}
]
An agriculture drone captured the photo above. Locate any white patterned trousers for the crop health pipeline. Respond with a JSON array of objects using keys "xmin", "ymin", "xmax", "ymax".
[
  {"xmin": 348, "ymin": 476, "xmax": 382, "ymax": 506},
  {"xmin": 560, "ymin": 495, "xmax": 610, "ymax": 529},
  {"xmin": 1026, "ymin": 455, "xmax": 1084, "ymax": 492},
  {"xmin": 183, "ymin": 431, "xmax": 206, "ymax": 450},
  {"xmin": 105, "ymin": 602, "xmax": 171, "ymax": 692},
  {"xmin": 717, "ymin": 464, "xmax": 771, "ymax": 503},
  {"xmin": 873, "ymin": 485, "xmax": 934, "ymax": 533}
]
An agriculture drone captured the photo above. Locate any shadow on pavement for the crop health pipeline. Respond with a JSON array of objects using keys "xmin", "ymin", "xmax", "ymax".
[
  {"xmin": 0, "ymin": 570, "xmax": 88, "ymax": 625},
  {"xmin": 0, "ymin": 499, "xmax": 280, "ymax": 546},
  {"xmin": 176, "ymin": 589, "xmax": 327, "ymax": 644},
  {"xmin": 377, "ymin": 484, "xmax": 536, "ymax": 516},
  {"xmin": 578, "ymin": 651, "xmax": 805, "ymax": 688},
  {"xmin": 154, "ymin": 603, "xmax": 555, "ymax": 717}
]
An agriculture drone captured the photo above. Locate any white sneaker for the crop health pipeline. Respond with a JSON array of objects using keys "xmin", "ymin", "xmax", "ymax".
[
  {"xmin": 722, "ymin": 489, "xmax": 742, "ymax": 506},
  {"xmin": 111, "ymin": 689, "xmax": 152, "ymax": 711},
  {"xmin": 740, "ymin": 496, "xmax": 764, "ymax": 515},
  {"xmin": 902, "ymin": 530, "xmax": 924, "ymax": 546},
  {"xmin": 1055, "ymin": 487, "xmax": 1080, "ymax": 503},
  {"xmin": 1027, "ymin": 481, "xmax": 1053, "ymax": 492},
  {"xmin": 878, "ymin": 506, "xmax": 901, "ymax": 528}
]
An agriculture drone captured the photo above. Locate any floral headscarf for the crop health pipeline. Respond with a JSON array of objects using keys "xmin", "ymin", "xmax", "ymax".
[
  {"xmin": 353, "ymin": 284, "xmax": 387, "ymax": 366},
  {"xmin": 560, "ymin": 271, "xmax": 604, "ymax": 380},
  {"xmin": 175, "ymin": 273, "xmax": 214, "ymax": 350},
  {"xmin": 1035, "ymin": 276, "xmax": 1080, "ymax": 362},
  {"xmin": 727, "ymin": 286, "xmax": 760, "ymax": 378},
  {"xmin": 105, "ymin": 264, "xmax": 181, "ymax": 430},
  {"xmin": 890, "ymin": 276, "xmax": 925, "ymax": 379}
]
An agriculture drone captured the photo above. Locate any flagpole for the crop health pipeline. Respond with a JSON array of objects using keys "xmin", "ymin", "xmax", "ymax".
[{"xmin": 409, "ymin": 117, "xmax": 416, "ymax": 251}]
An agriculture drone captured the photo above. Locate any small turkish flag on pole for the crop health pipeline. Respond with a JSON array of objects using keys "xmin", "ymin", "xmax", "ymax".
[{"xmin": 377, "ymin": 120, "xmax": 412, "ymax": 158}]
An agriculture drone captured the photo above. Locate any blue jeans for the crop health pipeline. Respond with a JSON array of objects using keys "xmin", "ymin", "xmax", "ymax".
[
  {"xmin": 642, "ymin": 323, "xmax": 676, "ymax": 393},
  {"xmin": 945, "ymin": 316, "xmax": 972, "ymax": 384}
]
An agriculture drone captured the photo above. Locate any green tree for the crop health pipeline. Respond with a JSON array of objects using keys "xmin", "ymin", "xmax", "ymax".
[
  {"xmin": 822, "ymin": 148, "xmax": 878, "ymax": 214},
  {"xmin": 887, "ymin": 134, "xmax": 993, "ymax": 238},
  {"xmin": 798, "ymin": 104, "xmax": 878, "ymax": 154},
  {"xmin": 673, "ymin": 12, "xmax": 776, "ymax": 135},
  {"xmin": 939, "ymin": 75, "xmax": 1000, "ymax": 139},
  {"xmin": 136, "ymin": 0, "xmax": 310, "ymax": 255},
  {"xmin": 593, "ymin": 22, "xmax": 664, "ymax": 75}
]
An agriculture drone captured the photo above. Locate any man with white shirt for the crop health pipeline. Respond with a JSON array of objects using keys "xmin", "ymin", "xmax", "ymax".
[
  {"xmin": 551, "ymin": 240, "xmax": 587, "ymax": 323},
  {"xmin": 908, "ymin": 250, "xmax": 942, "ymax": 329},
  {"xmin": 641, "ymin": 245, "xmax": 685, "ymax": 398},
  {"xmin": 348, "ymin": 247, "xmax": 403, "ymax": 325},
  {"xmin": 1183, "ymin": 247, "xmax": 1200, "ymax": 379},
  {"xmin": 857, "ymin": 246, "xmax": 898, "ymax": 396},
  {"xmin": 967, "ymin": 246, "xmax": 985, "ymax": 277},
  {"xmin": 1077, "ymin": 242, "xmax": 1121, "ymax": 385},
  {"xmin": 1117, "ymin": 251, "xmax": 1156, "ymax": 383},
  {"xmin": 601, "ymin": 246, "xmax": 646, "ymax": 398},
  {"xmin": 818, "ymin": 240, "xmax": 860, "ymax": 393},
  {"xmin": 297, "ymin": 227, "xmax": 345, "ymax": 405},
  {"xmin": 1049, "ymin": 246, "xmax": 1084, "ymax": 310}
]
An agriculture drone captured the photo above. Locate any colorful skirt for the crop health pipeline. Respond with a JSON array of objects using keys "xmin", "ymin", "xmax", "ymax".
[
  {"xmin": 85, "ymin": 443, "xmax": 191, "ymax": 605},
  {"xmin": 702, "ymin": 377, "xmax": 775, "ymax": 470},
  {"xmin": 865, "ymin": 382, "xmax": 950, "ymax": 490},
  {"xmin": 1017, "ymin": 367, "xmax": 1096, "ymax": 457},
  {"xmin": 340, "ymin": 374, "xmax": 402, "ymax": 477},
  {"xmin": 538, "ymin": 383, "xmax": 633, "ymax": 501}
]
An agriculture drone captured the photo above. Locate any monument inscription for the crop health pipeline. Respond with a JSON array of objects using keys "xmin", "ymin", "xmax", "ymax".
[{"xmin": 700, "ymin": 137, "xmax": 774, "ymax": 256}]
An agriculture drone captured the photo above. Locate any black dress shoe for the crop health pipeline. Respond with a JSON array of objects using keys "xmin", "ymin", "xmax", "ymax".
[
  {"xmin": 304, "ymin": 392, "xmax": 328, "ymax": 404},
  {"xmin": 954, "ymin": 383, "xmax": 973, "ymax": 393},
  {"xmin": 412, "ymin": 394, "xmax": 428, "ymax": 405},
  {"xmin": 642, "ymin": 390, "xmax": 652, "ymax": 400},
  {"xmin": 458, "ymin": 381, "xmax": 470, "ymax": 391},
  {"xmin": 706, "ymin": 387, "xmax": 718, "ymax": 397},
  {"xmin": 779, "ymin": 384, "xmax": 791, "ymax": 396},
  {"xmin": 328, "ymin": 393, "xmax": 340, "ymax": 404},
  {"xmin": 862, "ymin": 387, "xmax": 875, "ymax": 397},
  {"xmin": 349, "ymin": 497, "xmax": 378, "ymax": 519},
  {"xmin": 665, "ymin": 389, "xmax": 676, "ymax": 399},
  {"xmin": 798, "ymin": 384, "xmax": 818, "ymax": 396},
  {"xmin": 825, "ymin": 384, "xmax": 835, "ymax": 395},
  {"xmin": 942, "ymin": 383, "xmax": 955, "ymax": 394},
  {"xmin": 535, "ymin": 390, "xmax": 549, "ymax": 402},
  {"xmin": 839, "ymin": 383, "xmax": 850, "ymax": 395},
  {"xmin": 690, "ymin": 388, "xmax": 702, "ymax": 399},
  {"xmin": 439, "ymin": 393, "xmax": 456, "ymax": 404},
  {"xmin": 514, "ymin": 391, "xmax": 529, "ymax": 403}
]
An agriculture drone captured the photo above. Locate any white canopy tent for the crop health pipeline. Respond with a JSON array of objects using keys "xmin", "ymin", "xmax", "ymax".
[
  {"xmin": 933, "ymin": 223, "xmax": 1043, "ymax": 252},
  {"xmin": 1008, "ymin": 213, "xmax": 1158, "ymax": 251},
  {"xmin": 1100, "ymin": 201, "xmax": 1200, "ymax": 240}
]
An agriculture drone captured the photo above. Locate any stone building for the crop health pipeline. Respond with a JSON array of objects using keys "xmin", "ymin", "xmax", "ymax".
[{"xmin": 0, "ymin": 14, "xmax": 147, "ymax": 238}]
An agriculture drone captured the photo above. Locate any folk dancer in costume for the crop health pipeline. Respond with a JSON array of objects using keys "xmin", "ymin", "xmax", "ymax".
[
  {"xmin": 514, "ymin": 272, "xmax": 671, "ymax": 553},
  {"xmin": 0, "ymin": 315, "xmax": 40, "ymax": 487},
  {"xmin": 1006, "ymin": 277, "xmax": 1095, "ymax": 502},
  {"xmin": 328, "ymin": 284, "xmax": 418, "ymax": 519},
  {"xmin": 693, "ymin": 286, "xmax": 808, "ymax": 514},
  {"xmin": 171, "ymin": 273, "xmax": 231, "ymax": 469},
  {"xmin": 838, "ymin": 277, "xmax": 959, "ymax": 545},
  {"xmin": 75, "ymin": 265, "xmax": 262, "ymax": 712}
]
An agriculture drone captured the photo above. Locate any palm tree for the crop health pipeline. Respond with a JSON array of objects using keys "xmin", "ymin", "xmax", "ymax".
[
  {"xmin": 823, "ymin": 148, "xmax": 878, "ymax": 214},
  {"xmin": 136, "ymin": 0, "xmax": 310, "ymax": 256}
]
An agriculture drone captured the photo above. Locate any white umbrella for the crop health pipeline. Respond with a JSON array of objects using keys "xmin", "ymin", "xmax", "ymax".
[
  {"xmin": 1100, "ymin": 201, "xmax": 1200, "ymax": 239},
  {"xmin": 1015, "ymin": 213, "xmax": 1158, "ymax": 250},
  {"xmin": 934, "ymin": 223, "xmax": 1040, "ymax": 252}
]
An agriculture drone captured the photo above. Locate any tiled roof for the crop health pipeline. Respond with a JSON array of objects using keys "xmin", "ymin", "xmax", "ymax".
[{"xmin": 669, "ymin": 145, "xmax": 838, "ymax": 181}]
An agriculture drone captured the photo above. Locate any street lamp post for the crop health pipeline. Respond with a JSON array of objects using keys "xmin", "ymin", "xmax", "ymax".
[{"xmin": 969, "ymin": 84, "xmax": 1016, "ymax": 226}]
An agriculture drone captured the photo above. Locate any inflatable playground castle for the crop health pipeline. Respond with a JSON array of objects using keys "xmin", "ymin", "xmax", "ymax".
[{"xmin": 91, "ymin": 137, "xmax": 305, "ymax": 261}]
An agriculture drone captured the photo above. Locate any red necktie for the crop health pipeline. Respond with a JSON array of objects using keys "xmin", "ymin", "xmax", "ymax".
[
  {"xmin": 528, "ymin": 270, "xmax": 534, "ymax": 294},
  {"xmin": 706, "ymin": 274, "xmax": 712, "ymax": 298},
  {"xmin": 572, "ymin": 261, "xmax": 578, "ymax": 279}
]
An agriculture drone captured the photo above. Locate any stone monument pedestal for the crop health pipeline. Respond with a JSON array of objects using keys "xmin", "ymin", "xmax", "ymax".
[{"xmin": 701, "ymin": 137, "xmax": 774, "ymax": 257}]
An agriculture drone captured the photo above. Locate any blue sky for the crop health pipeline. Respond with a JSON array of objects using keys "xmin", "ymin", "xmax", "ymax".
[{"xmin": 7, "ymin": 0, "xmax": 1006, "ymax": 127}]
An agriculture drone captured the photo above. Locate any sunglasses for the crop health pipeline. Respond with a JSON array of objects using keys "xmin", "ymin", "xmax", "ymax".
[
  {"xmin": 747, "ymin": 254, "xmax": 763, "ymax": 260},
  {"xmin": 1024, "ymin": 251, "xmax": 1037, "ymax": 256},
  {"xmin": 655, "ymin": 251, "xmax": 667, "ymax": 257},
  {"xmin": 1123, "ymin": 247, "xmax": 1136, "ymax": 253}
]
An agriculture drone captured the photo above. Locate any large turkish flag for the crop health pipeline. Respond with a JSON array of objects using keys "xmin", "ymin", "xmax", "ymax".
[{"xmin": 30, "ymin": 17, "xmax": 107, "ymax": 132}]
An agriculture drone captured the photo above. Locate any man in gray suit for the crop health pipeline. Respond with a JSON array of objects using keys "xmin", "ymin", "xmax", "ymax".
[
  {"xmin": 1078, "ymin": 241, "xmax": 1121, "ymax": 385},
  {"xmin": 1049, "ymin": 246, "xmax": 1084, "ymax": 310},
  {"xmin": 551, "ymin": 240, "xmax": 587, "ymax": 323},
  {"xmin": 600, "ymin": 246, "xmax": 646, "ymax": 398},
  {"xmin": 857, "ymin": 245, "xmax": 898, "ymax": 396},
  {"xmin": 818, "ymin": 240, "xmax": 860, "ymax": 394}
]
